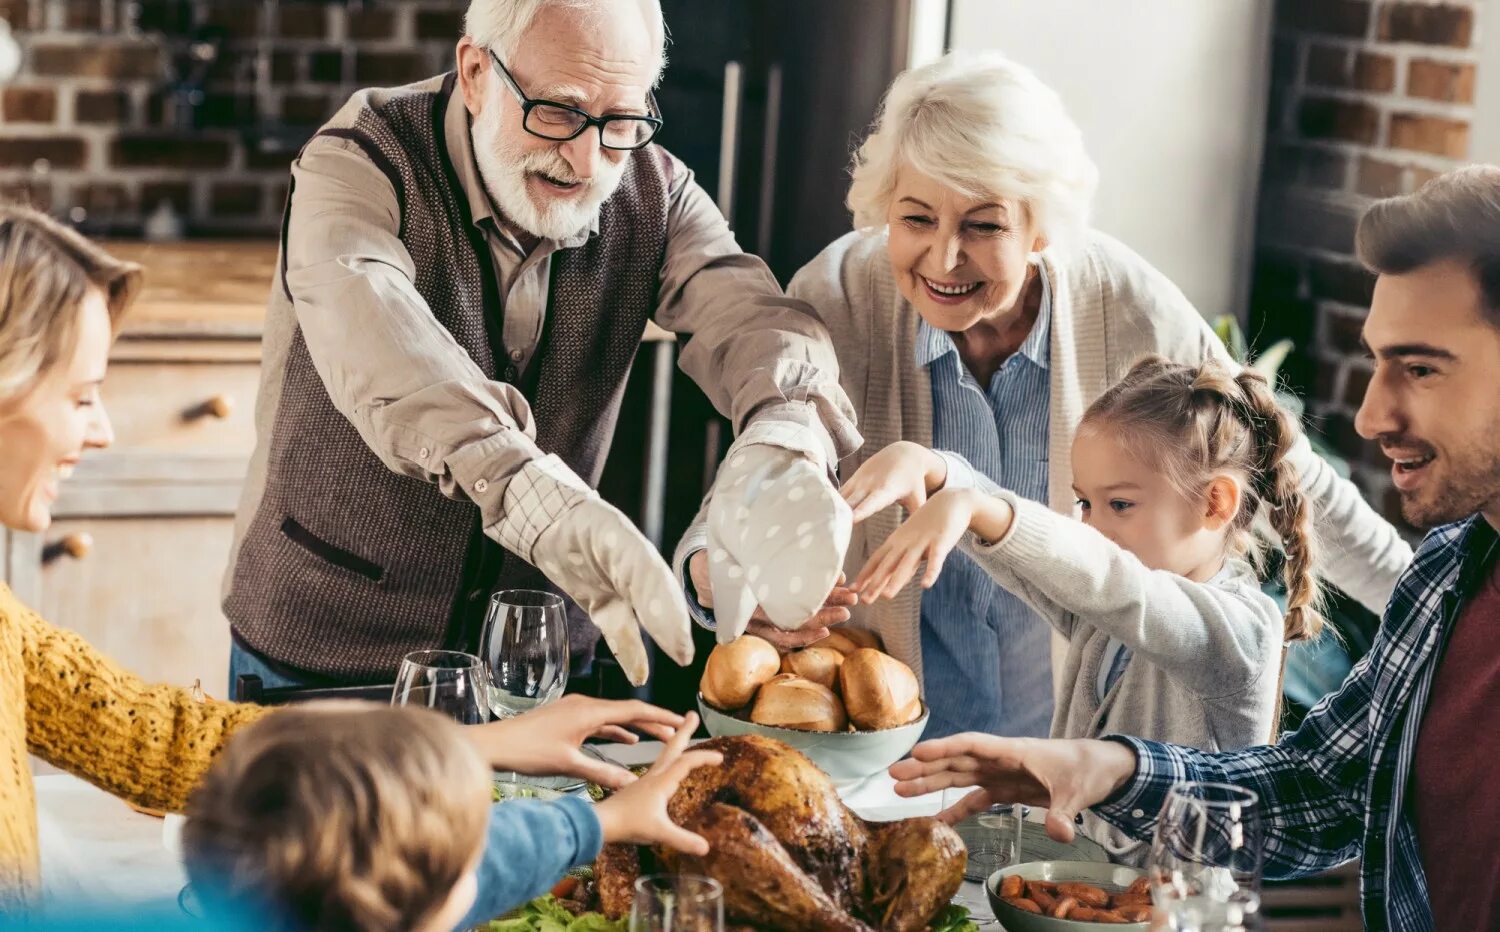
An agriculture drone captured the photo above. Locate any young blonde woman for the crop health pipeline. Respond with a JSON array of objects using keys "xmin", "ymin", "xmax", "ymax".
[{"xmin": 0, "ymin": 204, "xmax": 701, "ymax": 914}]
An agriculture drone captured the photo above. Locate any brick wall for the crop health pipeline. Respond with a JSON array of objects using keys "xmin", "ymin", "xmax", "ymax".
[
  {"xmin": 0, "ymin": 0, "xmax": 468, "ymax": 235},
  {"xmin": 1249, "ymin": 0, "xmax": 1481, "ymax": 525}
]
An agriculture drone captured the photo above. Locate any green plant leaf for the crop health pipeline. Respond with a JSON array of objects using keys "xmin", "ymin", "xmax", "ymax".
[
  {"xmin": 1211, "ymin": 314, "xmax": 1250, "ymax": 365},
  {"xmin": 1250, "ymin": 339, "xmax": 1295, "ymax": 382}
]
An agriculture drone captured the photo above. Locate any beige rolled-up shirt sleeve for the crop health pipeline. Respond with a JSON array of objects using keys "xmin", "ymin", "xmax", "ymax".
[
  {"xmin": 653, "ymin": 171, "xmax": 862, "ymax": 459},
  {"xmin": 285, "ymin": 136, "xmax": 541, "ymax": 524}
]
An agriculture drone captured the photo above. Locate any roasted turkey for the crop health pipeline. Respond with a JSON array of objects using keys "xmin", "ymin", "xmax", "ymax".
[{"xmin": 595, "ymin": 735, "xmax": 966, "ymax": 931}]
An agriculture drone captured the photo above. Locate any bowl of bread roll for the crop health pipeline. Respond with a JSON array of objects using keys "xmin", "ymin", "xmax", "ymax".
[{"xmin": 696, "ymin": 627, "xmax": 929, "ymax": 782}]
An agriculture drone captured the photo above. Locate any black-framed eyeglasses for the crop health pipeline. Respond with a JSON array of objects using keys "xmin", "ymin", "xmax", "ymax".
[{"xmin": 488, "ymin": 50, "xmax": 663, "ymax": 151}]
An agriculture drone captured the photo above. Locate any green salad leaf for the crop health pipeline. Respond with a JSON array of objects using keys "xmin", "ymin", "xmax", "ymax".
[
  {"xmin": 484, "ymin": 895, "xmax": 625, "ymax": 932},
  {"xmin": 927, "ymin": 903, "xmax": 980, "ymax": 932}
]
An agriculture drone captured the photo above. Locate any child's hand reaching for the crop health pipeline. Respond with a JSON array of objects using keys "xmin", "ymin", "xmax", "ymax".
[
  {"xmin": 853, "ymin": 485, "xmax": 1023, "ymax": 602},
  {"xmin": 853, "ymin": 488, "xmax": 1000, "ymax": 601},
  {"xmin": 594, "ymin": 712, "xmax": 722, "ymax": 855},
  {"xmin": 840, "ymin": 441, "xmax": 949, "ymax": 522}
]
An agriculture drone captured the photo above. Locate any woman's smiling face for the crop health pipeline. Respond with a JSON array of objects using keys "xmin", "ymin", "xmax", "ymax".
[
  {"xmin": 0, "ymin": 287, "xmax": 114, "ymax": 532},
  {"xmin": 884, "ymin": 165, "xmax": 1047, "ymax": 332}
]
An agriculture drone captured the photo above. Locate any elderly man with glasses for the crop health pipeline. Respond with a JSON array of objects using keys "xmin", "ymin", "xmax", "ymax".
[{"xmin": 220, "ymin": 0, "xmax": 861, "ymax": 695}]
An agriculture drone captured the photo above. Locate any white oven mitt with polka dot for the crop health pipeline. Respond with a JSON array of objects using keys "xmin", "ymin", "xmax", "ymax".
[
  {"xmin": 704, "ymin": 423, "xmax": 852, "ymax": 643},
  {"xmin": 493, "ymin": 454, "xmax": 693, "ymax": 685}
]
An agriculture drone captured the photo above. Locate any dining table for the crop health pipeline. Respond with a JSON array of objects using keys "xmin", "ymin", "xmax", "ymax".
[{"xmin": 31, "ymin": 738, "xmax": 1017, "ymax": 928}]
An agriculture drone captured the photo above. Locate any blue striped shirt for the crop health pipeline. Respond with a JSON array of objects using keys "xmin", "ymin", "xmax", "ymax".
[{"xmin": 918, "ymin": 270, "xmax": 1055, "ymax": 739}]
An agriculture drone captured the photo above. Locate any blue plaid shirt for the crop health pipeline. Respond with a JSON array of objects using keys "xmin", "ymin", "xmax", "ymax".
[
  {"xmin": 1094, "ymin": 514, "xmax": 1499, "ymax": 932},
  {"xmin": 917, "ymin": 270, "xmax": 1054, "ymax": 739}
]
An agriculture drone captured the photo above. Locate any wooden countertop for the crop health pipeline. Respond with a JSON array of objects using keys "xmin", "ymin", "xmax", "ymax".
[
  {"xmin": 106, "ymin": 240, "xmax": 278, "ymax": 340},
  {"xmin": 104, "ymin": 239, "xmax": 674, "ymax": 343}
]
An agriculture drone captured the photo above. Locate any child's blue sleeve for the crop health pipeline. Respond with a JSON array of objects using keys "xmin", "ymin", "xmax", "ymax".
[{"xmin": 458, "ymin": 796, "xmax": 606, "ymax": 928}]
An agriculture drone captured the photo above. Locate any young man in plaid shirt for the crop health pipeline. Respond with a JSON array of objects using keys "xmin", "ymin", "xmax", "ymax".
[{"xmin": 889, "ymin": 165, "xmax": 1500, "ymax": 932}]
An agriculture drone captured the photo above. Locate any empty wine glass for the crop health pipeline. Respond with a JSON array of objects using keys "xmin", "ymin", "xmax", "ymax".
[
  {"xmin": 1147, "ymin": 782, "xmax": 1263, "ymax": 931},
  {"xmin": 630, "ymin": 874, "xmax": 724, "ymax": 932},
  {"xmin": 481, "ymin": 589, "xmax": 570, "ymax": 719},
  {"xmin": 391, "ymin": 650, "xmax": 489, "ymax": 725}
]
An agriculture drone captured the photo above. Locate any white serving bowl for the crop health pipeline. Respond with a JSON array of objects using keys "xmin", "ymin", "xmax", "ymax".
[{"xmin": 697, "ymin": 692, "xmax": 928, "ymax": 783}]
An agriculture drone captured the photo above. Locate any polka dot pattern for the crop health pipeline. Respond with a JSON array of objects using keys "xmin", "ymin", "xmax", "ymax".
[{"xmin": 704, "ymin": 439, "xmax": 853, "ymax": 639}]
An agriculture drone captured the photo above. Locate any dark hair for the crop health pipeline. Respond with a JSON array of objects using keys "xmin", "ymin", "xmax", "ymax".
[{"xmin": 1356, "ymin": 163, "xmax": 1500, "ymax": 324}]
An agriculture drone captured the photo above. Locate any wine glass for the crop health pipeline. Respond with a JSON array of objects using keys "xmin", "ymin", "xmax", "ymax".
[
  {"xmin": 391, "ymin": 650, "xmax": 489, "ymax": 725},
  {"xmin": 481, "ymin": 589, "xmax": 570, "ymax": 719},
  {"xmin": 1147, "ymin": 782, "xmax": 1264, "ymax": 931},
  {"xmin": 630, "ymin": 874, "xmax": 724, "ymax": 932}
]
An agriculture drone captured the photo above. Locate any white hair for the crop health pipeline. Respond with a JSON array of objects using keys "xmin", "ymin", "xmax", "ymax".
[
  {"xmin": 464, "ymin": 0, "xmax": 667, "ymax": 84},
  {"xmin": 847, "ymin": 51, "xmax": 1098, "ymax": 253}
]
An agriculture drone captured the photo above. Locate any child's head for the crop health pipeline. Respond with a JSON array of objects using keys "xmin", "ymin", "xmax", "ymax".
[
  {"xmin": 1075, "ymin": 355, "xmax": 1323, "ymax": 643},
  {"xmin": 183, "ymin": 703, "xmax": 492, "ymax": 932}
]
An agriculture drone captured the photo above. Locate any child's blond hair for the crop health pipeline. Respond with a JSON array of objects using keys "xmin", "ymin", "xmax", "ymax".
[
  {"xmin": 1081, "ymin": 355, "xmax": 1324, "ymax": 646},
  {"xmin": 183, "ymin": 703, "xmax": 491, "ymax": 932}
]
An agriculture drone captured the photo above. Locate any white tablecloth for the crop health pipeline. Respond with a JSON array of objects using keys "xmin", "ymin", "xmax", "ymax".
[{"xmin": 34, "ymin": 743, "xmax": 1005, "ymax": 925}]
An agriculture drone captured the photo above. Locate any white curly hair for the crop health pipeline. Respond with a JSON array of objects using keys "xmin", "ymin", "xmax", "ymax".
[{"xmin": 847, "ymin": 51, "xmax": 1099, "ymax": 253}]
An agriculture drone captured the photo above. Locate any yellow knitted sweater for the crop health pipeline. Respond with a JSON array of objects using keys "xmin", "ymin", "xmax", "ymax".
[{"xmin": 0, "ymin": 583, "xmax": 270, "ymax": 906}]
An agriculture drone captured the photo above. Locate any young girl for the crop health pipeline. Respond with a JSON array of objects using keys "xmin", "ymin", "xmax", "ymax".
[{"xmin": 848, "ymin": 356, "xmax": 1323, "ymax": 862}]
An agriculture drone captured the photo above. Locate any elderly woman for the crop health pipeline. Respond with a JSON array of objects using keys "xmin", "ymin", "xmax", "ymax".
[
  {"xmin": 680, "ymin": 52, "xmax": 1413, "ymax": 739},
  {"xmin": 0, "ymin": 205, "xmax": 692, "ymax": 912}
]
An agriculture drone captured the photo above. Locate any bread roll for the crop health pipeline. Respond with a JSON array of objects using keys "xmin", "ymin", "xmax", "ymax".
[
  {"xmin": 840, "ymin": 649, "xmax": 922, "ymax": 730},
  {"xmin": 814, "ymin": 627, "xmax": 883, "ymax": 656},
  {"xmin": 750, "ymin": 674, "xmax": 848, "ymax": 732},
  {"xmin": 779, "ymin": 647, "xmax": 845, "ymax": 692},
  {"xmin": 700, "ymin": 635, "xmax": 780, "ymax": 710}
]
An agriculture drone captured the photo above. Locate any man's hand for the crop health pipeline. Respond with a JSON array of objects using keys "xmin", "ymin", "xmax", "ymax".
[
  {"xmin": 494, "ymin": 454, "xmax": 693, "ymax": 686},
  {"xmin": 594, "ymin": 712, "xmax": 723, "ymax": 855},
  {"xmin": 465, "ymin": 695, "xmax": 688, "ymax": 790},
  {"xmin": 689, "ymin": 549, "xmax": 857, "ymax": 648},
  {"xmin": 703, "ymin": 440, "xmax": 852, "ymax": 640},
  {"xmin": 840, "ymin": 441, "xmax": 949, "ymax": 523},
  {"xmin": 889, "ymin": 734, "xmax": 1139, "ymax": 843}
]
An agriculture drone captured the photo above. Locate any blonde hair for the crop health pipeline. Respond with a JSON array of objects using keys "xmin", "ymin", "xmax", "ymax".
[
  {"xmin": 1356, "ymin": 163, "xmax": 1500, "ymax": 324},
  {"xmin": 464, "ymin": 0, "xmax": 667, "ymax": 85},
  {"xmin": 183, "ymin": 704, "xmax": 492, "ymax": 932},
  {"xmin": 846, "ymin": 51, "xmax": 1098, "ymax": 252},
  {"xmin": 0, "ymin": 202, "xmax": 140, "ymax": 400},
  {"xmin": 1081, "ymin": 356, "xmax": 1324, "ymax": 646}
]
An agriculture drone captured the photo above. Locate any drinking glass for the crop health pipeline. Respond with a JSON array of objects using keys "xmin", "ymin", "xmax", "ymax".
[
  {"xmin": 630, "ymin": 874, "xmax": 724, "ymax": 932},
  {"xmin": 391, "ymin": 650, "xmax": 489, "ymax": 725},
  {"xmin": 941, "ymin": 789, "xmax": 1021, "ymax": 881},
  {"xmin": 481, "ymin": 589, "xmax": 570, "ymax": 719},
  {"xmin": 1147, "ymin": 782, "xmax": 1264, "ymax": 931}
]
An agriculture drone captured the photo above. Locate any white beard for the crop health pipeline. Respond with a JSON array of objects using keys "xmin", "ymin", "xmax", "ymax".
[{"xmin": 471, "ymin": 96, "xmax": 627, "ymax": 242}]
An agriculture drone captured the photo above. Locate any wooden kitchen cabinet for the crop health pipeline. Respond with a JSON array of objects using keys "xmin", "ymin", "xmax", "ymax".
[
  {"xmin": 30, "ymin": 516, "xmax": 238, "ymax": 692},
  {"xmin": 1, "ymin": 241, "xmax": 275, "ymax": 700}
]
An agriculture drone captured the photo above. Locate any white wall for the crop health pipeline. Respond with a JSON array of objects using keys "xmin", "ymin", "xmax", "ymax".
[
  {"xmin": 948, "ymin": 0, "xmax": 1275, "ymax": 319},
  {"xmin": 1469, "ymin": 0, "xmax": 1500, "ymax": 165}
]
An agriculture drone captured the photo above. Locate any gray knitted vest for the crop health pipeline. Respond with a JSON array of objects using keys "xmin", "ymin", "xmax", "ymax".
[{"xmin": 225, "ymin": 74, "xmax": 671, "ymax": 683}]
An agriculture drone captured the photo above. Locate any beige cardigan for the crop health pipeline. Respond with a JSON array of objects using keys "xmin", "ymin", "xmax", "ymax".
[{"xmin": 676, "ymin": 228, "xmax": 1412, "ymax": 689}]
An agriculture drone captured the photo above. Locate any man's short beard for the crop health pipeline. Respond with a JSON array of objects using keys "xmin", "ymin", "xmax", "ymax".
[{"xmin": 1399, "ymin": 445, "xmax": 1500, "ymax": 528}]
